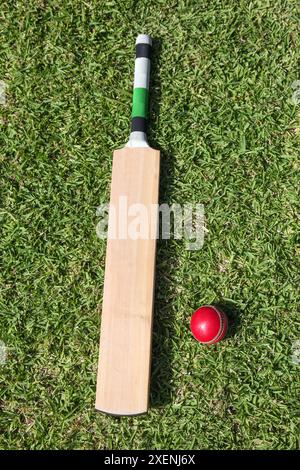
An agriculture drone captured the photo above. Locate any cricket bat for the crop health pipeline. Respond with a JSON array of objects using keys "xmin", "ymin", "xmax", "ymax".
[{"xmin": 95, "ymin": 34, "xmax": 160, "ymax": 415}]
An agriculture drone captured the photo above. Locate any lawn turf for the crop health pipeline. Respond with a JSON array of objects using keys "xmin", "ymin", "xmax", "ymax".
[{"xmin": 0, "ymin": 0, "xmax": 299, "ymax": 450}]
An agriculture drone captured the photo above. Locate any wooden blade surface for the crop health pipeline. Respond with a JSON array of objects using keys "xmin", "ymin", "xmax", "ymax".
[{"xmin": 96, "ymin": 147, "xmax": 160, "ymax": 415}]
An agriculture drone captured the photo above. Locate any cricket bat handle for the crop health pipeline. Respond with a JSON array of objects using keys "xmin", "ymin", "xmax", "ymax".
[{"xmin": 127, "ymin": 34, "xmax": 152, "ymax": 148}]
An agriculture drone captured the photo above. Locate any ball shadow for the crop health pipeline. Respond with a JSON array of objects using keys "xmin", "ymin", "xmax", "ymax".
[{"xmin": 214, "ymin": 301, "xmax": 242, "ymax": 338}]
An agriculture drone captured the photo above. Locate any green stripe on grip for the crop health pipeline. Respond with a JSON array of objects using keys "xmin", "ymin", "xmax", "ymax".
[{"xmin": 132, "ymin": 88, "xmax": 149, "ymax": 118}]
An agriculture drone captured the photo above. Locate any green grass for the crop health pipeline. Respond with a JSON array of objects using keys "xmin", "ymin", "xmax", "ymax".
[{"xmin": 0, "ymin": 0, "xmax": 299, "ymax": 450}]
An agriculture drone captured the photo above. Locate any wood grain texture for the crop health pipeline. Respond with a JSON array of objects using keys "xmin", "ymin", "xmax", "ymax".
[{"xmin": 96, "ymin": 147, "xmax": 160, "ymax": 415}]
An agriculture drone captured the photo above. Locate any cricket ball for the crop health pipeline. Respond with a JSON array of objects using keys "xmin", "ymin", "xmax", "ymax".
[{"xmin": 190, "ymin": 305, "xmax": 228, "ymax": 344}]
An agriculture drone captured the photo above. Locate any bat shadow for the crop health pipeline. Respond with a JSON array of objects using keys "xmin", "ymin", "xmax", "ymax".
[{"xmin": 148, "ymin": 38, "xmax": 176, "ymax": 409}]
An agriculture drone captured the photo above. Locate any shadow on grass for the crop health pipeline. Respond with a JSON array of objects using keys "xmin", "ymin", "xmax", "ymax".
[
  {"xmin": 214, "ymin": 301, "xmax": 242, "ymax": 339},
  {"xmin": 148, "ymin": 38, "xmax": 177, "ymax": 408}
]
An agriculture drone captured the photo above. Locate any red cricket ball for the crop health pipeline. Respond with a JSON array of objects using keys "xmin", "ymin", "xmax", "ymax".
[{"xmin": 190, "ymin": 305, "xmax": 228, "ymax": 344}]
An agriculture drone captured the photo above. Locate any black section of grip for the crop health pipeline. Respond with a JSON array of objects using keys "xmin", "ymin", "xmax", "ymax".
[
  {"xmin": 136, "ymin": 43, "xmax": 151, "ymax": 59},
  {"xmin": 131, "ymin": 116, "xmax": 147, "ymax": 133}
]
